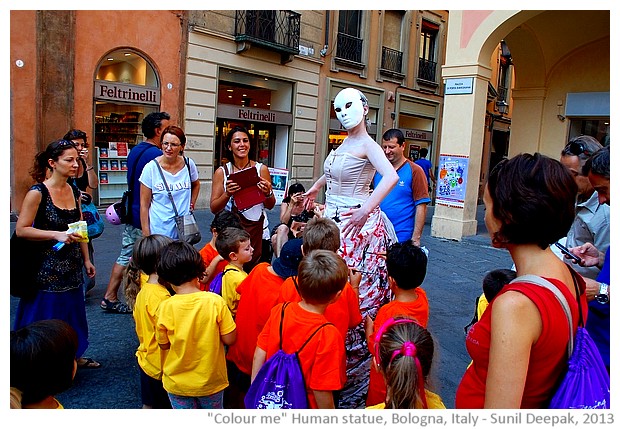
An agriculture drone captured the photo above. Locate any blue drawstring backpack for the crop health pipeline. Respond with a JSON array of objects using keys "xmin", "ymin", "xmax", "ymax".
[
  {"xmin": 244, "ymin": 302, "xmax": 332, "ymax": 409},
  {"xmin": 208, "ymin": 268, "xmax": 236, "ymax": 296},
  {"xmin": 512, "ymin": 274, "xmax": 610, "ymax": 409}
]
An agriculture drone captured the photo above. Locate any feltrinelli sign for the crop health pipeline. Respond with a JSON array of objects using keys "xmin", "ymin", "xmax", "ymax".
[{"xmin": 94, "ymin": 81, "xmax": 160, "ymax": 105}]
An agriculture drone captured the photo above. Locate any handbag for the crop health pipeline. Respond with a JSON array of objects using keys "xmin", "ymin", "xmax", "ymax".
[
  {"xmin": 512, "ymin": 274, "xmax": 610, "ymax": 409},
  {"xmin": 10, "ymin": 184, "xmax": 50, "ymax": 299},
  {"xmin": 81, "ymin": 200, "xmax": 105, "ymax": 239},
  {"xmin": 155, "ymin": 158, "xmax": 201, "ymax": 245}
]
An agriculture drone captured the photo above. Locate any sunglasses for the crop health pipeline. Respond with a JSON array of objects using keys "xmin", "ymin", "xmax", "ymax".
[{"xmin": 566, "ymin": 141, "xmax": 592, "ymax": 157}]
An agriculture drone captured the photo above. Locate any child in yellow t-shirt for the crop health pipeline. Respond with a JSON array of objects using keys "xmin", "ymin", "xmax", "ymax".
[
  {"xmin": 214, "ymin": 227, "xmax": 253, "ymax": 318},
  {"xmin": 125, "ymin": 234, "xmax": 174, "ymax": 409},
  {"xmin": 464, "ymin": 268, "xmax": 516, "ymax": 335},
  {"xmin": 156, "ymin": 241, "xmax": 237, "ymax": 409}
]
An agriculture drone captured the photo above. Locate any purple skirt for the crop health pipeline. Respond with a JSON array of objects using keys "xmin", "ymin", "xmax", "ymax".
[{"xmin": 13, "ymin": 287, "xmax": 89, "ymax": 357}]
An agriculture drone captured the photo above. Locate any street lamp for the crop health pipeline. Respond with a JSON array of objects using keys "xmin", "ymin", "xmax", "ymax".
[{"xmin": 496, "ymin": 100, "xmax": 509, "ymax": 115}]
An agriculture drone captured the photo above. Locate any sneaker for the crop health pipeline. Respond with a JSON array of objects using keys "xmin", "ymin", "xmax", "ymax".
[{"xmin": 100, "ymin": 298, "xmax": 131, "ymax": 314}]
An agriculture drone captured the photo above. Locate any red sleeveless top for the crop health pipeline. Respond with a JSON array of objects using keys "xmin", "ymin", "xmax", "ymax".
[{"xmin": 455, "ymin": 276, "xmax": 587, "ymax": 409}]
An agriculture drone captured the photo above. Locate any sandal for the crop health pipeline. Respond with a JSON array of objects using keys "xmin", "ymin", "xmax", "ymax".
[
  {"xmin": 100, "ymin": 298, "xmax": 131, "ymax": 314},
  {"xmin": 77, "ymin": 357, "xmax": 101, "ymax": 369}
]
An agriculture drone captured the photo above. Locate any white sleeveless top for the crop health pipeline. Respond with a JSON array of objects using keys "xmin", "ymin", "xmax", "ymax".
[{"xmin": 222, "ymin": 161, "xmax": 265, "ymax": 222}]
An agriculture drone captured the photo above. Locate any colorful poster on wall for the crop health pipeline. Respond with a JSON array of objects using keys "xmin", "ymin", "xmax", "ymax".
[
  {"xmin": 268, "ymin": 167, "xmax": 289, "ymax": 205},
  {"xmin": 435, "ymin": 154, "xmax": 469, "ymax": 208}
]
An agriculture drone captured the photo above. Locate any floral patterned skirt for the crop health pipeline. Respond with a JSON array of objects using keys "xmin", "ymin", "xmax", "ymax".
[{"xmin": 323, "ymin": 194, "xmax": 396, "ymax": 408}]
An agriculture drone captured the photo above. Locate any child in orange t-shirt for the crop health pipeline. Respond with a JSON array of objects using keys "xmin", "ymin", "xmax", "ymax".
[
  {"xmin": 199, "ymin": 210, "xmax": 243, "ymax": 289},
  {"xmin": 278, "ymin": 217, "xmax": 362, "ymax": 340},
  {"xmin": 364, "ymin": 241, "xmax": 430, "ymax": 407},
  {"xmin": 252, "ymin": 250, "xmax": 348, "ymax": 408},
  {"xmin": 224, "ymin": 238, "xmax": 303, "ymax": 408}
]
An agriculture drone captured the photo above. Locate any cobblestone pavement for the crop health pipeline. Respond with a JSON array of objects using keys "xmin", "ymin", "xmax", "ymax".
[{"xmin": 9, "ymin": 205, "xmax": 513, "ymax": 409}]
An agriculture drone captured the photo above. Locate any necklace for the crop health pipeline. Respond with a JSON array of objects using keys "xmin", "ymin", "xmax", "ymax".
[{"xmin": 233, "ymin": 159, "xmax": 251, "ymax": 172}]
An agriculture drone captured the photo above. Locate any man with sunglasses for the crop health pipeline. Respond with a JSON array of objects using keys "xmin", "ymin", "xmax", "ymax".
[{"xmin": 559, "ymin": 135, "xmax": 609, "ymax": 280}]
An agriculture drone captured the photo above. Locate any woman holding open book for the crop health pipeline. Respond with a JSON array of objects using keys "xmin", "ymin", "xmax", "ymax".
[{"xmin": 210, "ymin": 125, "xmax": 275, "ymax": 271}]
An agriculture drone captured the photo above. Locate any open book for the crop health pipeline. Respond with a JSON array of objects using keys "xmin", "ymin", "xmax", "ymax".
[{"xmin": 228, "ymin": 167, "xmax": 266, "ymax": 211}]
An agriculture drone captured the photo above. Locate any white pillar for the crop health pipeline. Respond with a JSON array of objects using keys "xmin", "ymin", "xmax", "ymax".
[{"xmin": 431, "ymin": 64, "xmax": 491, "ymax": 240}]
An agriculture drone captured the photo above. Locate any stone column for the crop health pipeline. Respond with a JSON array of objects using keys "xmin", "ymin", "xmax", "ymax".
[{"xmin": 431, "ymin": 64, "xmax": 491, "ymax": 240}]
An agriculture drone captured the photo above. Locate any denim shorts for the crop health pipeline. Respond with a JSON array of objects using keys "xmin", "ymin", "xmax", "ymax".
[{"xmin": 115, "ymin": 224, "xmax": 142, "ymax": 266}]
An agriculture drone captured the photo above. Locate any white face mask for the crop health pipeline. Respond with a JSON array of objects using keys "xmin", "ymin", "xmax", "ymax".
[{"xmin": 334, "ymin": 88, "xmax": 366, "ymax": 130}]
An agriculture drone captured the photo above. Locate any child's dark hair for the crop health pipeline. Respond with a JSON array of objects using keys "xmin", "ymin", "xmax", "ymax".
[
  {"xmin": 215, "ymin": 227, "xmax": 250, "ymax": 261},
  {"xmin": 30, "ymin": 139, "xmax": 78, "ymax": 182},
  {"xmin": 375, "ymin": 317, "xmax": 435, "ymax": 409},
  {"xmin": 211, "ymin": 210, "xmax": 243, "ymax": 233},
  {"xmin": 302, "ymin": 217, "xmax": 341, "ymax": 253},
  {"xmin": 10, "ymin": 319, "xmax": 78, "ymax": 406},
  {"xmin": 296, "ymin": 249, "xmax": 347, "ymax": 304},
  {"xmin": 124, "ymin": 234, "xmax": 174, "ymax": 308},
  {"xmin": 386, "ymin": 240, "xmax": 428, "ymax": 289},
  {"xmin": 157, "ymin": 241, "xmax": 206, "ymax": 287},
  {"xmin": 482, "ymin": 268, "xmax": 516, "ymax": 302}
]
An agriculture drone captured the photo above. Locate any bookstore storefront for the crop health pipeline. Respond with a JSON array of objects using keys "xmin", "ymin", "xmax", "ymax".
[
  {"xmin": 213, "ymin": 68, "xmax": 294, "ymax": 171},
  {"xmin": 92, "ymin": 49, "xmax": 163, "ymax": 206}
]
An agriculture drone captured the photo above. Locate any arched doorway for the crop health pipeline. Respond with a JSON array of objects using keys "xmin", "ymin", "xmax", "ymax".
[{"xmin": 92, "ymin": 49, "xmax": 162, "ymax": 206}]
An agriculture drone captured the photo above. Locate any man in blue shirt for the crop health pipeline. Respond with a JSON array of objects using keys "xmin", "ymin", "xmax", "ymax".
[
  {"xmin": 373, "ymin": 129, "xmax": 430, "ymax": 245},
  {"xmin": 415, "ymin": 147, "xmax": 436, "ymax": 193},
  {"xmin": 100, "ymin": 111, "xmax": 170, "ymax": 313}
]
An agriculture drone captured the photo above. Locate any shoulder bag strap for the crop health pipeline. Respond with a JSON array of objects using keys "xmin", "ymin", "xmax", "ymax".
[
  {"xmin": 127, "ymin": 145, "xmax": 150, "ymax": 189},
  {"xmin": 154, "ymin": 161, "xmax": 179, "ymax": 217},
  {"xmin": 278, "ymin": 302, "xmax": 291, "ymax": 350},
  {"xmin": 297, "ymin": 322, "xmax": 333, "ymax": 354},
  {"xmin": 511, "ymin": 274, "xmax": 574, "ymax": 357},
  {"xmin": 33, "ymin": 184, "xmax": 50, "ymax": 228}
]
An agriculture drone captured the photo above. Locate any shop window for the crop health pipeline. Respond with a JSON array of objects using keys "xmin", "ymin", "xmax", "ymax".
[{"xmin": 93, "ymin": 49, "xmax": 160, "ymax": 206}]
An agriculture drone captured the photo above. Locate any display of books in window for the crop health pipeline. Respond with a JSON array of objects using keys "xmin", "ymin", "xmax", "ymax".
[
  {"xmin": 100, "ymin": 173, "xmax": 108, "ymax": 184},
  {"xmin": 110, "ymin": 160, "xmax": 119, "ymax": 170},
  {"xmin": 116, "ymin": 142, "xmax": 128, "ymax": 157},
  {"xmin": 99, "ymin": 159, "xmax": 109, "ymax": 171}
]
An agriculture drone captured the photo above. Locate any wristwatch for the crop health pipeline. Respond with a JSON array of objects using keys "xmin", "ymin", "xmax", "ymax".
[{"xmin": 595, "ymin": 282, "xmax": 609, "ymax": 304}]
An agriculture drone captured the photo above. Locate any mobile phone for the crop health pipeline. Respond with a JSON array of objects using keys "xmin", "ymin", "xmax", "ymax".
[{"xmin": 554, "ymin": 241, "xmax": 582, "ymax": 265}]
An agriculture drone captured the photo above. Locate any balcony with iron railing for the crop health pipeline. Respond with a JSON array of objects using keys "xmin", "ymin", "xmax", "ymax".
[
  {"xmin": 234, "ymin": 10, "xmax": 300, "ymax": 63},
  {"xmin": 380, "ymin": 46, "xmax": 404, "ymax": 80},
  {"xmin": 417, "ymin": 57, "xmax": 437, "ymax": 83},
  {"xmin": 335, "ymin": 32, "xmax": 363, "ymax": 67}
]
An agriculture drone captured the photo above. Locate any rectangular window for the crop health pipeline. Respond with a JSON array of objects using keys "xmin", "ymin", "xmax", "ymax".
[
  {"xmin": 336, "ymin": 11, "xmax": 363, "ymax": 63},
  {"xmin": 418, "ymin": 20, "xmax": 439, "ymax": 82}
]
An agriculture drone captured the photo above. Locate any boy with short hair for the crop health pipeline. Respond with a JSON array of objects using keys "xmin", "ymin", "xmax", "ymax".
[
  {"xmin": 252, "ymin": 250, "xmax": 348, "ymax": 408},
  {"xmin": 156, "ymin": 241, "xmax": 236, "ymax": 408},
  {"xmin": 278, "ymin": 217, "xmax": 362, "ymax": 340},
  {"xmin": 199, "ymin": 210, "xmax": 243, "ymax": 288},
  {"xmin": 214, "ymin": 227, "xmax": 253, "ymax": 318},
  {"xmin": 364, "ymin": 240, "xmax": 430, "ymax": 407}
]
